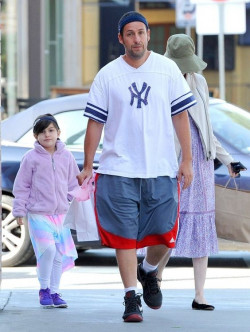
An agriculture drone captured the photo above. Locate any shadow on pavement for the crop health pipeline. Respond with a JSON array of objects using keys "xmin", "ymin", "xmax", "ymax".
[
  {"xmin": 21, "ymin": 248, "xmax": 250, "ymax": 269},
  {"xmin": 74, "ymin": 249, "xmax": 250, "ymax": 268}
]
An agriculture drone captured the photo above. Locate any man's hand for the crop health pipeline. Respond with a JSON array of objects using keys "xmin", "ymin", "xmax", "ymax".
[
  {"xmin": 77, "ymin": 119, "xmax": 104, "ymax": 186},
  {"xmin": 177, "ymin": 160, "xmax": 193, "ymax": 189},
  {"xmin": 76, "ymin": 168, "xmax": 93, "ymax": 186}
]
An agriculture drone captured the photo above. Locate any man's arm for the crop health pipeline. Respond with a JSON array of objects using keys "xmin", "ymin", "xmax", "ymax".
[
  {"xmin": 172, "ymin": 111, "xmax": 193, "ymax": 189},
  {"xmin": 76, "ymin": 119, "xmax": 104, "ymax": 185}
]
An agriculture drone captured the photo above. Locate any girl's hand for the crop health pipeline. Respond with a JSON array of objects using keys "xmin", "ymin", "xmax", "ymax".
[{"xmin": 17, "ymin": 217, "xmax": 24, "ymax": 225}]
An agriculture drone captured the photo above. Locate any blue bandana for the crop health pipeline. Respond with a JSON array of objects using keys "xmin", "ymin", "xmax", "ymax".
[
  {"xmin": 118, "ymin": 11, "xmax": 149, "ymax": 33},
  {"xmin": 33, "ymin": 116, "xmax": 58, "ymax": 128}
]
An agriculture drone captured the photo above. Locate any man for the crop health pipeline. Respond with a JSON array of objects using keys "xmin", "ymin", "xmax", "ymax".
[{"xmin": 77, "ymin": 11, "xmax": 195, "ymax": 322}]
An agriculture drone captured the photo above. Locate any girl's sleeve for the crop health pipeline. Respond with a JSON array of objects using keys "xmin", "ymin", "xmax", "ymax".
[
  {"xmin": 68, "ymin": 152, "xmax": 80, "ymax": 195},
  {"xmin": 13, "ymin": 156, "xmax": 33, "ymax": 217}
]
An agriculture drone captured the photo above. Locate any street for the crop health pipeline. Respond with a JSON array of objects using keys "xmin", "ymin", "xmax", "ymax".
[{"xmin": 1, "ymin": 249, "xmax": 250, "ymax": 331}]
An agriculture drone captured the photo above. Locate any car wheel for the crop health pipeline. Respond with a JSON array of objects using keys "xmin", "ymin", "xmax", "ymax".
[{"xmin": 1, "ymin": 195, "xmax": 34, "ymax": 267}]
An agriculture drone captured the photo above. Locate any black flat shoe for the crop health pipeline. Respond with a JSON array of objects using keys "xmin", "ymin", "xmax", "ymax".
[{"xmin": 192, "ymin": 300, "xmax": 215, "ymax": 311}]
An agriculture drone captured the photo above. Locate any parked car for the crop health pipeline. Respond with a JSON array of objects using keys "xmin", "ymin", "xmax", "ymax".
[
  {"xmin": 209, "ymin": 98, "xmax": 250, "ymax": 191},
  {"xmin": 2, "ymin": 94, "xmax": 250, "ymax": 267}
]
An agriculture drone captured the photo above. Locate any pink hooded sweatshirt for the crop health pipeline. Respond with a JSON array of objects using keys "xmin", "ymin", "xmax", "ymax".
[{"xmin": 13, "ymin": 140, "xmax": 80, "ymax": 217}]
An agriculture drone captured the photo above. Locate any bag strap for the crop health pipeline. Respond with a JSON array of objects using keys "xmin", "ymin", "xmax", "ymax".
[{"xmin": 225, "ymin": 177, "xmax": 238, "ymax": 190}]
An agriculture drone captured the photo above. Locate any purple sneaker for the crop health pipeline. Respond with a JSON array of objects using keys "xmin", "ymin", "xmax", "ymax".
[
  {"xmin": 51, "ymin": 293, "xmax": 68, "ymax": 308},
  {"xmin": 39, "ymin": 288, "xmax": 54, "ymax": 308}
]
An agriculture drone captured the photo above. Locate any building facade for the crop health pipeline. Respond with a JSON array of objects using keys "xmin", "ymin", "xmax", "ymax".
[{"xmin": 1, "ymin": 0, "xmax": 250, "ymax": 116}]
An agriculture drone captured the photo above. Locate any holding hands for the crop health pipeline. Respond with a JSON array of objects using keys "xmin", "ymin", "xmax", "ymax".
[{"xmin": 76, "ymin": 168, "xmax": 94, "ymax": 186}]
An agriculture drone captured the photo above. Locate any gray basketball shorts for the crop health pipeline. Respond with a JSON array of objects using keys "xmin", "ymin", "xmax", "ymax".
[{"xmin": 94, "ymin": 174, "xmax": 179, "ymax": 249}]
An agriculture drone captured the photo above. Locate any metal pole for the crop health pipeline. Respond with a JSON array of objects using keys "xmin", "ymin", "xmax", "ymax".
[
  {"xmin": 0, "ymin": 0, "xmax": 2, "ymax": 290},
  {"xmin": 185, "ymin": 24, "xmax": 191, "ymax": 36},
  {"xmin": 218, "ymin": 3, "xmax": 225, "ymax": 100},
  {"xmin": 17, "ymin": 0, "xmax": 29, "ymax": 100},
  {"xmin": 197, "ymin": 34, "xmax": 203, "ymax": 74}
]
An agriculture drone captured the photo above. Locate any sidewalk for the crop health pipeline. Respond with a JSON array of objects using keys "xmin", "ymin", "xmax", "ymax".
[
  {"xmin": 1, "ymin": 262, "xmax": 250, "ymax": 332},
  {"xmin": 1, "ymin": 287, "xmax": 250, "ymax": 332}
]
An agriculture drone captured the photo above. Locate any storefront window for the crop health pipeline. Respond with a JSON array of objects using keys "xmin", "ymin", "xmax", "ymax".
[
  {"xmin": 149, "ymin": 24, "xmax": 184, "ymax": 55},
  {"xmin": 44, "ymin": 0, "xmax": 64, "ymax": 95}
]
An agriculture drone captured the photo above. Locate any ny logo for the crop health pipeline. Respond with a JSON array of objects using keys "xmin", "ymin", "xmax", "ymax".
[{"xmin": 128, "ymin": 82, "xmax": 151, "ymax": 108}]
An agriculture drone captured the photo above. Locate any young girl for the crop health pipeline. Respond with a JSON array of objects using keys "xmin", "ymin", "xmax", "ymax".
[{"xmin": 13, "ymin": 113, "xmax": 79, "ymax": 308}]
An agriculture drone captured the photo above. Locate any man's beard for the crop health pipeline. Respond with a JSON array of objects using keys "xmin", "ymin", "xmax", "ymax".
[{"xmin": 127, "ymin": 45, "xmax": 146, "ymax": 59}]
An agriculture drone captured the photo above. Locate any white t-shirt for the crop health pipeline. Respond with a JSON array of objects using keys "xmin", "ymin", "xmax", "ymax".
[{"xmin": 84, "ymin": 51, "xmax": 196, "ymax": 178}]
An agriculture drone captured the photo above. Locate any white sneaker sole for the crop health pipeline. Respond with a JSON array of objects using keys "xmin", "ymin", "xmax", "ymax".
[{"xmin": 40, "ymin": 304, "xmax": 55, "ymax": 309}]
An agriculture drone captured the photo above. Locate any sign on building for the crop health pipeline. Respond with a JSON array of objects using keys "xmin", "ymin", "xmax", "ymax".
[
  {"xmin": 176, "ymin": 0, "xmax": 196, "ymax": 28},
  {"xmin": 191, "ymin": 0, "xmax": 248, "ymax": 34}
]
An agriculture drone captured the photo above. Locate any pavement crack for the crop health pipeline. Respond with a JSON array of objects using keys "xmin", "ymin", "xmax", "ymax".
[{"xmin": 0, "ymin": 291, "xmax": 12, "ymax": 311}]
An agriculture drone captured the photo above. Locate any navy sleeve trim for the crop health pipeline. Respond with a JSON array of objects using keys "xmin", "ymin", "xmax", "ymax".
[
  {"xmin": 84, "ymin": 102, "xmax": 108, "ymax": 123},
  {"xmin": 171, "ymin": 93, "xmax": 196, "ymax": 116}
]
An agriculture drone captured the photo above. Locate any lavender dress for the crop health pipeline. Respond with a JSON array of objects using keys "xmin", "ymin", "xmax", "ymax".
[{"xmin": 172, "ymin": 116, "xmax": 218, "ymax": 258}]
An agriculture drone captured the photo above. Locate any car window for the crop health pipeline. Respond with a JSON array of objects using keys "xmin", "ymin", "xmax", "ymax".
[
  {"xmin": 209, "ymin": 102, "xmax": 250, "ymax": 154},
  {"xmin": 18, "ymin": 109, "xmax": 103, "ymax": 150}
]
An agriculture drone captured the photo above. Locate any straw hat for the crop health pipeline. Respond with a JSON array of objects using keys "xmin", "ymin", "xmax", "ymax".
[{"xmin": 164, "ymin": 34, "xmax": 207, "ymax": 74}]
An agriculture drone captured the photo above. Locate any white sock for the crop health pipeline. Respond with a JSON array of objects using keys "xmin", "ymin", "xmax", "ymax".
[
  {"xmin": 142, "ymin": 258, "xmax": 158, "ymax": 273},
  {"xmin": 124, "ymin": 287, "xmax": 137, "ymax": 294}
]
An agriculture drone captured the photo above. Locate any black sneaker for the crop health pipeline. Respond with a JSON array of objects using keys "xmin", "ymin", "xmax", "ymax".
[
  {"xmin": 122, "ymin": 290, "xmax": 143, "ymax": 322},
  {"xmin": 137, "ymin": 263, "xmax": 162, "ymax": 309}
]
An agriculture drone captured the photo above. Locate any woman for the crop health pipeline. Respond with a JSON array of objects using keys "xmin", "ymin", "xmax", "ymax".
[{"xmin": 157, "ymin": 34, "xmax": 237, "ymax": 310}]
